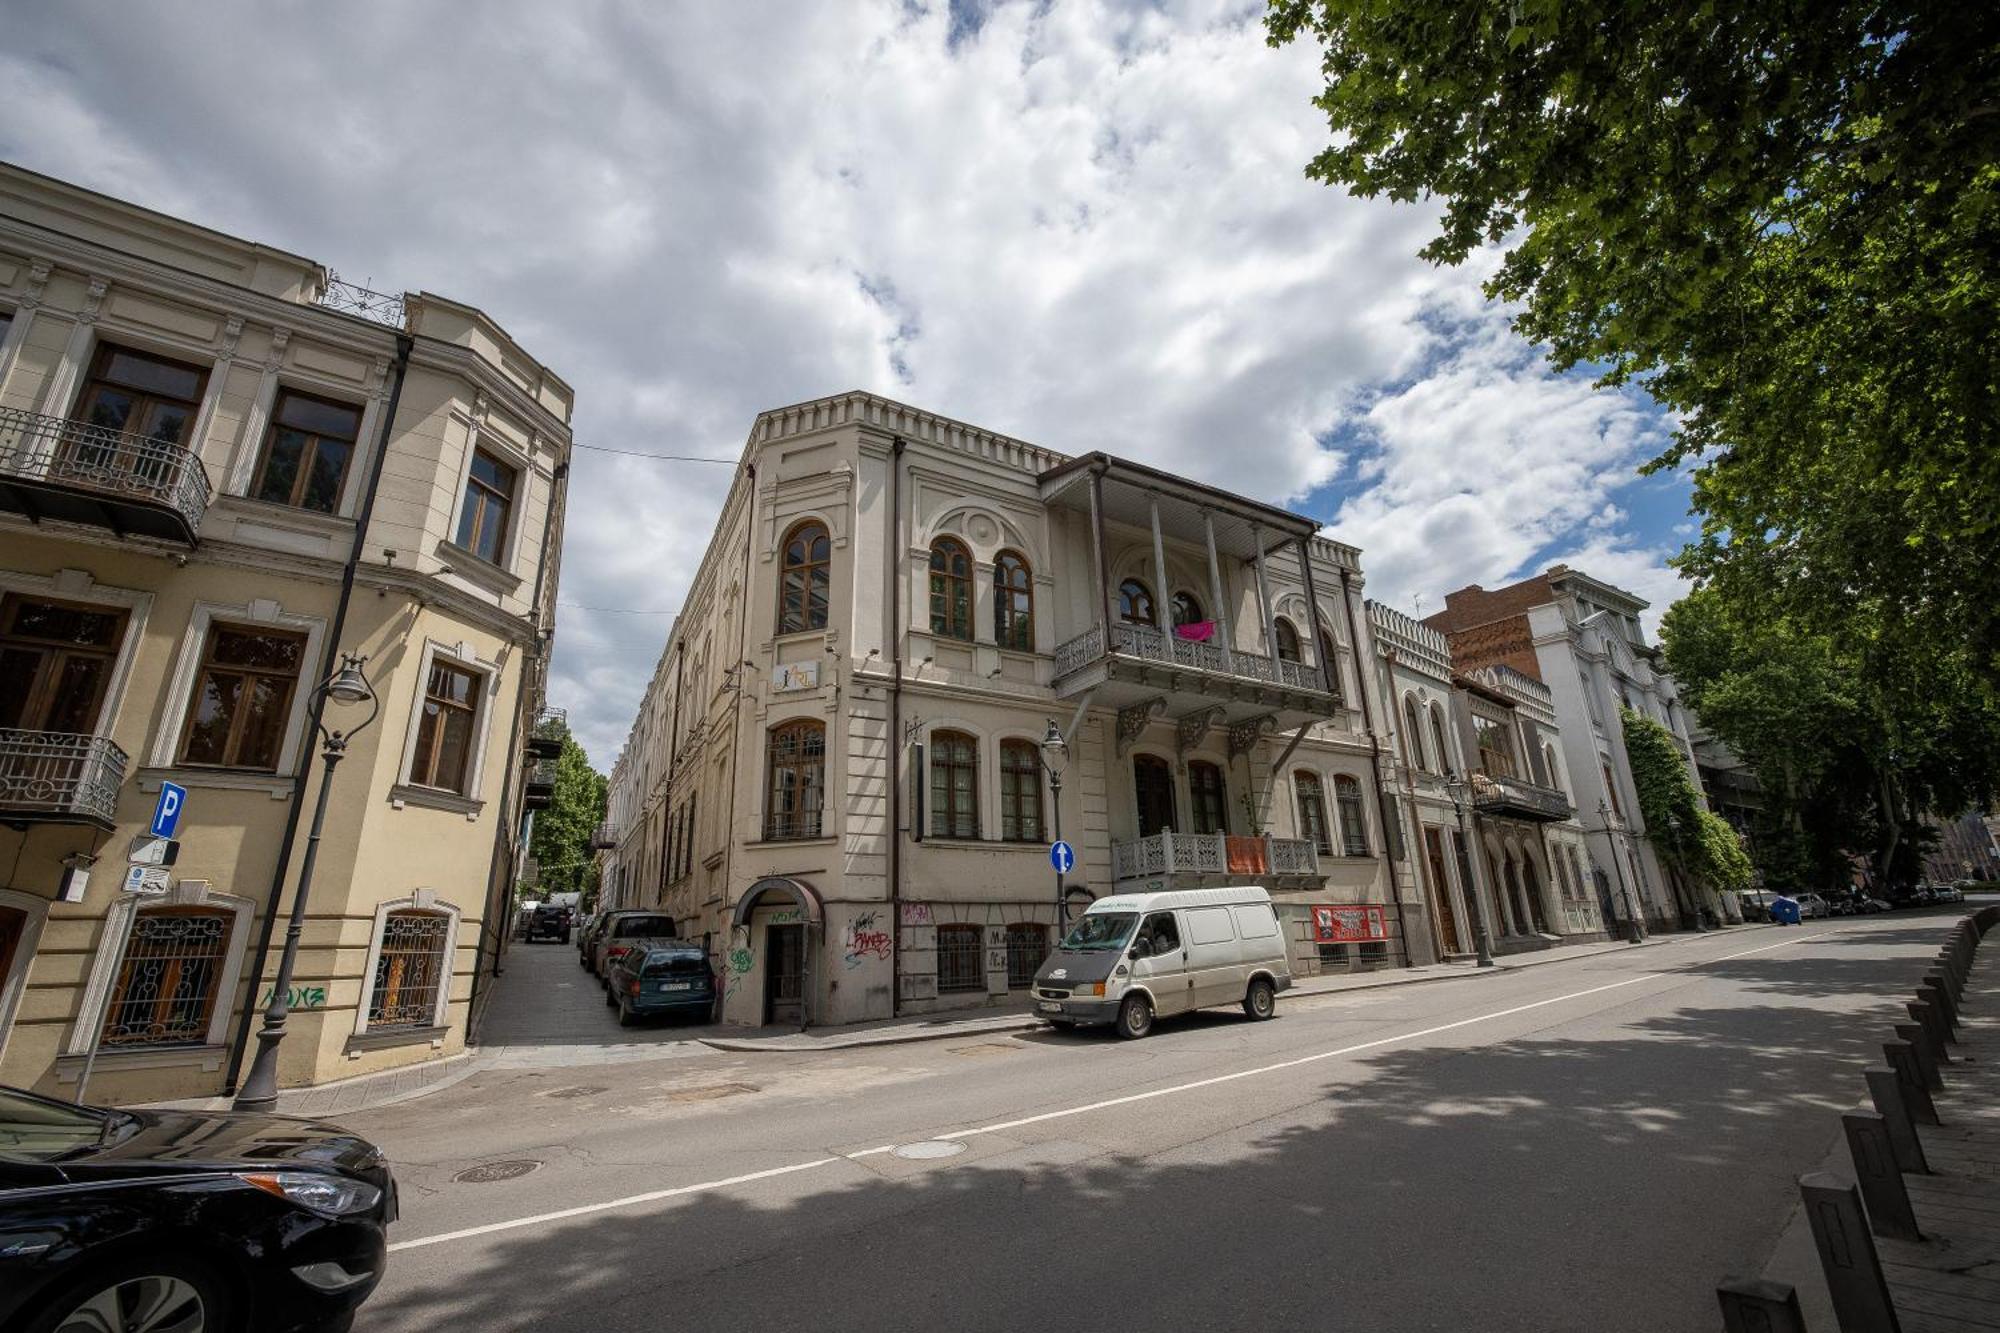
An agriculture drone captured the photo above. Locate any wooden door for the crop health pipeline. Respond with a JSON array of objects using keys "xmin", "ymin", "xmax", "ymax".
[
  {"xmin": 1133, "ymin": 755, "xmax": 1176, "ymax": 838},
  {"xmin": 1424, "ymin": 827, "xmax": 1462, "ymax": 953},
  {"xmin": 764, "ymin": 924, "xmax": 804, "ymax": 1026}
]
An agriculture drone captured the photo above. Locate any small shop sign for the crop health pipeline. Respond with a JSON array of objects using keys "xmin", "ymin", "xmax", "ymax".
[{"xmin": 1311, "ymin": 904, "xmax": 1388, "ymax": 943}]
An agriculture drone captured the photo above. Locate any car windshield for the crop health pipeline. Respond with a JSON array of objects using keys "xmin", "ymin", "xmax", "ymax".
[
  {"xmin": 1061, "ymin": 912, "xmax": 1138, "ymax": 951},
  {"xmin": 0, "ymin": 1087, "xmax": 124, "ymax": 1162},
  {"xmin": 613, "ymin": 916, "xmax": 675, "ymax": 937}
]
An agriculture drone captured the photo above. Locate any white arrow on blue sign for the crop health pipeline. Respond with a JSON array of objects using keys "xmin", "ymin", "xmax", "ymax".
[
  {"xmin": 149, "ymin": 781, "xmax": 187, "ymax": 840},
  {"xmin": 1049, "ymin": 840, "xmax": 1076, "ymax": 874}
]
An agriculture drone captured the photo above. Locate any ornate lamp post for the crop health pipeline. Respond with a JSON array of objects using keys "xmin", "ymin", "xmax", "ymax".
[
  {"xmin": 1444, "ymin": 776, "xmax": 1496, "ymax": 968},
  {"xmin": 1599, "ymin": 798, "xmax": 1646, "ymax": 945},
  {"xmin": 1041, "ymin": 719, "xmax": 1069, "ymax": 933},
  {"xmin": 235, "ymin": 654, "xmax": 379, "ymax": 1112}
]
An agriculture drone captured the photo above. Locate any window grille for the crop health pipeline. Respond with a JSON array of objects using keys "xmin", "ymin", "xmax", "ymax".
[
  {"xmin": 100, "ymin": 908, "xmax": 232, "ymax": 1048},
  {"xmin": 936, "ymin": 923, "xmax": 985, "ymax": 993},
  {"xmin": 765, "ymin": 721, "xmax": 825, "ymax": 840},
  {"xmin": 369, "ymin": 911, "xmax": 450, "ymax": 1028},
  {"xmin": 1005, "ymin": 923, "xmax": 1048, "ymax": 989}
]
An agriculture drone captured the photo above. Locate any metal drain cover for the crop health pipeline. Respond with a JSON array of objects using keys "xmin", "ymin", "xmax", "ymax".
[
  {"xmin": 454, "ymin": 1159, "xmax": 542, "ymax": 1183},
  {"xmin": 893, "ymin": 1139, "xmax": 967, "ymax": 1160}
]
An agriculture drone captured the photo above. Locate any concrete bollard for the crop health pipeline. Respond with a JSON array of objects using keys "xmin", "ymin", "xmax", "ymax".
[
  {"xmin": 1843, "ymin": 1112, "xmax": 1921, "ymax": 1241},
  {"xmin": 1934, "ymin": 952, "xmax": 1965, "ymax": 1001},
  {"xmin": 1916, "ymin": 983, "xmax": 1958, "ymax": 1037},
  {"xmin": 1883, "ymin": 1041, "xmax": 1940, "ymax": 1124},
  {"xmin": 1864, "ymin": 1068, "xmax": 1929, "ymax": 1174},
  {"xmin": 1717, "ymin": 1277, "xmax": 1809, "ymax": 1333},
  {"xmin": 1907, "ymin": 1000, "xmax": 1952, "ymax": 1058},
  {"xmin": 1892, "ymin": 1023, "xmax": 1944, "ymax": 1091},
  {"xmin": 1801, "ymin": 1172, "xmax": 1902, "ymax": 1333}
]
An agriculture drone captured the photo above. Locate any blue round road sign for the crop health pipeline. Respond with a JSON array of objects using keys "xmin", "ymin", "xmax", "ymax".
[{"xmin": 1049, "ymin": 840, "xmax": 1076, "ymax": 874}]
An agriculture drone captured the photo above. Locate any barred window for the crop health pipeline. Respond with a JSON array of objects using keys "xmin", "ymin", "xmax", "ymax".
[
  {"xmin": 778, "ymin": 521, "xmax": 830, "ymax": 634},
  {"xmin": 994, "ymin": 550, "xmax": 1033, "ymax": 650},
  {"xmin": 930, "ymin": 730, "xmax": 979, "ymax": 839},
  {"xmin": 765, "ymin": 720, "xmax": 825, "ymax": 841},
  {"xmin": 1005, "ymin": 923, "xmax": 1048, "ymax": 989},
  {"xmin": 1294, "ymin": 772, "xmax": 1331, "ymax": 855},
  {"xmin": 1334, "ymin": 774, "xmax": 1369, "ymax": 857},
  {"xmin": 1189, "ymin": 760, "xmax": 1228, "ymax": 836},
  {"xmin": 929, "ymin": 538, "xmax": 973, "ymax": 640},
  {"xmin": 937, "ymin": 923, "xmax": 985, "ymax": 993},
  {"xmin": 999, "ymin": 739, "xmax": 1043, "ymax": 842},
  {"xmin": 100, "ymin": 908, "xmax": 233, "ymax": 1048},
  {"xmin": 368, "ymin": 910, "xmax": 451, "ymax": 1029}
]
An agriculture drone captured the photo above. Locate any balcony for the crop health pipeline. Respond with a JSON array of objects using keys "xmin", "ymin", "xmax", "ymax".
[
  {"xmin": 0, "ymin": 407, "xmax": 212, "ymax": 544},
  {"xmin": 1055, "ymin": 623, "xmax": 1342, "ymax": 731},
  {"xmin": 522, "ymin": 757, "xmax": 557, "ymax": 811},
  {"xmin": 526, "ymin": 706, "xmax": 568, "ymax": 760},
  {"xmin": 590, "ymin": 821, "xmax": 619, "ymax": 850},
  {"xmin": 0, "ymin": 730, "xmax": 128, "ymax": 829},
  {"xmin": 1471, "ymin": 772, "xmax": 1573, "ymax": 824},
  {"xmin": 1112, "ymin": 830, "xmax": 1320, "ymax": 886}
]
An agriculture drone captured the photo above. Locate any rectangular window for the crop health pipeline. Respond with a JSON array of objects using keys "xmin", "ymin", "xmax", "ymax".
[
  {"xmin": 454, "ymin": 449, "xmax": 516, "ymax": 565},
  {"xmin": 100, "ymin": 908, "xmax": 233, "ymax": 1048},
  {"xmin": 0, "ymin": 594, "xmax": 129, "ymax": 733},
  {"xmin": 177, "ymin": 624, "xmax": 307, "ymax": 770},
  {"xmin": 937, "ymin": 923, "xmax": 985, "ymax": 993},
  {"xmin": 368, "ymin": 911, "xmax": 450, "ymax": 1028},
  {"xmin": 1335, "ymin": 777, "xmax": 1369, "ymax": 857},
  {"xmin": 999, "ymin": 740, "xmax": 1042, "ymax": 842},
  {"xmin": 410, "ymin": 659, "xmax": 483, "ymax": 794},
  {"xmin": 72, "ymin": 343, "xmax": 209, "ymax": 450},
  {"xmin": 1005, "ymin": 923, "xmax": 1048, "ymax": 989},
  {"xmin": 1294, "ymin": 774, "xmax": 1331, "ymax": 855},
  {"xmin": 929, "ymin": 731, "xmax": 979, "ymax": 839},
  {"xmin": 251, "ymin": 390, "xmax": 362, "ymax": 514},
  {"xmin": 1188, "ymin": 761, "xmax": 1228, "ymax": 836},
  {"xmin": 765, "ymin": 722, "xmax": 826, "ymax": 841}
]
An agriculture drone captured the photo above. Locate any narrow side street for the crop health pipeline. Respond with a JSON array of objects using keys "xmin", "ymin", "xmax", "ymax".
[{"xmin": 342, "ymin": 912, "xmax": 1972, "ymax": 1333}]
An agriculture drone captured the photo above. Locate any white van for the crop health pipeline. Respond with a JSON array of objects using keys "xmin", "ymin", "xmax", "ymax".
[{"xmin": 1031, "ymin": 887, "xmax": 1293, "ymax": 1039}]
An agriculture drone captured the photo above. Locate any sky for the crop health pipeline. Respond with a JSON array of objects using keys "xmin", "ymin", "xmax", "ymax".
[{"xmin": 0, "ymin": 0, "xmax": 1695, "ymax": 770}]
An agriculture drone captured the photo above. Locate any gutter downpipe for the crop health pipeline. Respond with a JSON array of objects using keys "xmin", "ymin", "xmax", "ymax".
[
  {"xmin": 224, "ymin": 332, "xmax": 413, "ymax": 1096},
  {"xmin": 888, "ymin": 437, "xmax": 906, "ymax": 1017},
  {"xmin": 1339, "ymin": 566, "xmax": 1414, "ymax": 967},
  {"xmin": 723, "ymin": 463, "xmax": 761, "ymax": 1015}
]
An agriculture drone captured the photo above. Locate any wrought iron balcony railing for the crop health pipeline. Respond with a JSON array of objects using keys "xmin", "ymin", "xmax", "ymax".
[
  {"xmin": 1112, "ymin": 830, "xmax": 1320, "ymax": 882},
  {"xmin": 1471, "ymin": 772, "xmax": 1574, "ymax": 823},
  {"xmin": 0, "ymin": 406, "xmax": 212, "ymax": 542},
  {"xmin": 590, "ymin": 821, "xmax": 620, "ymax": 849},
  {"xmin": 0, "ymin": 729, "xmax": 128, "ymax": 827},
  {"xmin": 1055, "ymin": 623, "xmax": 1336, "ymax": 696}
]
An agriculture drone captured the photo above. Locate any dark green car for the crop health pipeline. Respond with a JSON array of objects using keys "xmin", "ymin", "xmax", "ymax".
[{"xmin": 607, "ymin": 941, "xmax": 717, "ymax": 1027}]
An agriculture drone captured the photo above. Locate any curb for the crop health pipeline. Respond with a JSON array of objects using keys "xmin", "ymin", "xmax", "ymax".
[
  {"xmin": 135, "ymin": 1049, "xmax": 482, "ymax": 1119},
  {"xmin": 699, "ymin": 1015, "xmax": 1042, "ymax": 1053}
]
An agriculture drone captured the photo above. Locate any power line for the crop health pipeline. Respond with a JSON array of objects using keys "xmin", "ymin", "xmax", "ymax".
[{"xmin": 572, "ymin": 442, "xmax": 738, "ymax": 464}]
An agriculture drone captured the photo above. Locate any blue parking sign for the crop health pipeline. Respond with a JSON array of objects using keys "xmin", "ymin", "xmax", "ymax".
[
  {"xmin": 150, "ymin": 781, "xmax": 187, "ymax": 839},
  {"xmin": 1049, "ymin": 840, "xmax": 1075, "ymax": 874}
]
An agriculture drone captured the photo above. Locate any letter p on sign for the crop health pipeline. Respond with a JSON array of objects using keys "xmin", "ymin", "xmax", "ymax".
[{"xmin": 150, "ymin": 781, "xmax": 187, "ymax": 839}]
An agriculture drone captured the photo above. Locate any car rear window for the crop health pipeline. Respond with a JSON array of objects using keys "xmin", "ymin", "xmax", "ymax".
[
  {"xmin": 643, "ymin": 956, "xmax": 709, "ymax": 978},
  {"xmin": 613, "ymin": 915, "xmax": 675, "ymax": 937}
]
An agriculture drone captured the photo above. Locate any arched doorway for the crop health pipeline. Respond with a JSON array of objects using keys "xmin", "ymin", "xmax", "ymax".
[
  {"xmin": 731, "ymin": 876, "xmax": 824, "ymax": 1030},
  {"xmin": 1520, "ymin": 853, "xmax": 1550, "ymax": 934}
]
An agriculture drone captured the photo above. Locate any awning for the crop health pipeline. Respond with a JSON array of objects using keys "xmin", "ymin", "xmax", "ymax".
[{"xmin": 731, "ymin": 876, "xmax": 825, "ymax": 931}]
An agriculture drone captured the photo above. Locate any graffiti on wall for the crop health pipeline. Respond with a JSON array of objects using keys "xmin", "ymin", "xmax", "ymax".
[
  {"xmin": 843, "ymin": 910, "xmax": 891, "ymax": 969},
  {"xmin": 723, "ymin": 943, "xmax": 754, "ymax": 1000},
  {"xmin": 259, "ymin": 985, "xmax": 326, "ymax": 1010},
  {"xmin": 899, "ymin": 902, "xmax": 933, "ymax": 927}
]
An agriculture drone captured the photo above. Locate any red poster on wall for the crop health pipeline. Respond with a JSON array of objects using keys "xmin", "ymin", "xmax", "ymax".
[{"xmin": 1311, "ymin": 904, "xmax": 1388, "ymax": 943}]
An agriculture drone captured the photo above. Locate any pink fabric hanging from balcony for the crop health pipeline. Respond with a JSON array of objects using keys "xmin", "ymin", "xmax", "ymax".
[{"xmin": 1174, "ymin": 620, "xmax": 1216, "ymax": 642}]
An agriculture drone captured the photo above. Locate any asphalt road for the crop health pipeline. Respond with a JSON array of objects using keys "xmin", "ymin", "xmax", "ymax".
[{"xmin": 344, "ymin": 912, "xmax": 1969, "ymax": 1333}]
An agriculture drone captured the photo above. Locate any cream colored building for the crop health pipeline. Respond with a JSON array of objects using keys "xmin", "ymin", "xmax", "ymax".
[
  {"xmin": 602, "ymin": 392, "xmax": 1425, "ymax": 1029},
  {"xmin": 0, "ymin": 163, "xmax": 570, "ymax": 1102}
]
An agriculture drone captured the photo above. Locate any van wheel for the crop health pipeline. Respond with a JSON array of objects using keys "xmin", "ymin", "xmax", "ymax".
[
  {"xmin": 1115, "ymin": 994, "xmax": 1154, "ymax": 1040},
  {"xmin": 1243, "ymin": 977, "xmax": 1276, "ymax": 1021}
]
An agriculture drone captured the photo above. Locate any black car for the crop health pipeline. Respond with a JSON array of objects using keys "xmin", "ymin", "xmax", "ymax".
[
  {"xmin": 0, "ymin": 1084, "xmax": 396, "ymax": 1333},
  {"xmin": 525, "ymin": 904, "xmax": 572, "ymax": 943}
]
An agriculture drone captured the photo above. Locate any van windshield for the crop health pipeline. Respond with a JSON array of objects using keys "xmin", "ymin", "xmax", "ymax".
[{"xmin": 1061, "ymin": 912, "xmax": 1137, "ymax": 951}]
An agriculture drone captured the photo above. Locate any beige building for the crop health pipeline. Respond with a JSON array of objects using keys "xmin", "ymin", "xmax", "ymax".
[
  {"xmin": 0, "ymin": 163, "xmax": 571, "ymax": 1102},
  {"xmin": 602, "ymin": 391, "xmax": 1428, "ymax": 1029}
]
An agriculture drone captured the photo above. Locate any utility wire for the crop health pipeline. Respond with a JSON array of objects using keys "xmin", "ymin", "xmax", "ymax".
[{"xmin": 571, "ymin": 442, "xmax": 737, "ymax": 464}]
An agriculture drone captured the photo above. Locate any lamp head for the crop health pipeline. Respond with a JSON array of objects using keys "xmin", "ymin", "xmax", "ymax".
[
  {"xmin": 1041, "ymin": 718, "xmax": 1068, "ymax": 774},
  {"xmin": 324, "ymin": 654, "xmax": 373, "ymax": 706}
]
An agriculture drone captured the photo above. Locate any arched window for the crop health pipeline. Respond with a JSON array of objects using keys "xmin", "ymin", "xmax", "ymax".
[
  {"xmin": 929, "ymin": 538, "xmax": 973, "ymax": 640},
  {"xmin": 778, "ymin": 520, "xmax": 830, "ymax": 634},
  {"xmin": 764, "ymin": 719, "xmax": 826, "ymax": 841},
  {"xmin": 993, "ymin": 550, "xmax": 1033, "ymax": 650},
  {"xmin": 368, "ymin": 910, "xmax": 452, "ymax": 1029},
  {"xmin": 1543, "ymin": 743, "xmax": 1563, "ymax": 794},
  {"xmin": 1429, "ymin": 703, "xmax": 1453, "ymax": 777},
  {"xmin": 1117, "ymin": 578, "xmax": 1156, "ymax": 627},
  {"xmin": 1188, "ymin": 760, "xmax": 1227, "ymax": 835},
  {"xmin": 1333, "ymin": 775, "xmax": 1368, "ymax": 856},
  {"xmin": 1170, "ymin": 591, "xmax": 1204, "ymax": 628},
  {"xmin": 1402, "ymin": 694, "xmax": 1428, "ymax": 772},
  {"xmin": 1294, "ymin": 772, "xmax": 1330, "ymax": 854},
  {"xmin": 999, "ymin": 738, "xmax": 1043, "ymax": 842},
  {"xmin": 930, "ymin": 730, "xmax": 979, "ymax": 838},
  {"xmin": 1273, "ymin": 617, "xmax": 1301, "ymax": 663}
]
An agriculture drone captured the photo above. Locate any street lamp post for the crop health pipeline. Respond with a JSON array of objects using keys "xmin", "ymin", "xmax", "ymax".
[
  {"xmin": 1599, "ymin": 798, "xmax": 1646, "ymax": 945},
  {"xmin": 1444, "ymin": 777, "xmax": 1496, "ymax": 968},
  {"xmin": 234, "ymin": 654, "xmax": 379, "ymax": 1112},
  {"xmin": 1041, "ymin": 719, "xmax": 1069, "ymax": 933}
]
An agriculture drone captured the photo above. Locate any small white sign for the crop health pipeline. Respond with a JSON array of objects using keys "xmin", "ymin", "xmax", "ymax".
[
  {"xmin": 128, "ymin": 836, "xmax": 172, "ymax": 866},
  {"xmin": 122, "ymin": 865, "xmax": 171, "ymax": 896},
  {"xmin": 772, "ymin": 661, "xmax": 821, "ymax": 692}
]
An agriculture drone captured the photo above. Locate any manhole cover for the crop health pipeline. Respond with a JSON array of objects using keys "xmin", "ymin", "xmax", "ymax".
[
  {"xmin": 893, "ymin": 1140, "xmax": 967, "ymax": 1160},
  {"xmin": 667, "ymin": 1082, "xmax": 758, "ymax": 1103},
  {"xmin": 543, "ymin": 1084, "xmax": 609, "ymax": 1100},
  {"xmin": 454, "ymin": 1159, "xmax": 542, "ymax": 1184}
]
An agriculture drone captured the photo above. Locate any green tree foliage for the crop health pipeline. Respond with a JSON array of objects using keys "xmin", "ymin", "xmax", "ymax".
[
  {"xmin": 526, "ymin": 721, "xmax": 608, "ymax": 901},
  {"xmin": 1620, "ymin": 707, "xmax": 1751, "ymax": 901},
  {"xmin": 1265, "ymin": 1, "xmax": 2000, "ymax": 700}
]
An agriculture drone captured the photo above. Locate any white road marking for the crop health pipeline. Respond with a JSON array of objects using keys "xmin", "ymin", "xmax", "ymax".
[{"xmin": 386, "ymin": 927, "xmax": 1833, "ymax": 1252}]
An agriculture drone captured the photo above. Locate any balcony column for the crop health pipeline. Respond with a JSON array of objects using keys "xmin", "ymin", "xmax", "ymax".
[
  {"xmin": 1297, "ymin": 536, "xmax": 1334, "ymax": 694},
  {"xmin": 1148, "ymin": 496, "xmax": 1169, "ymax": 629},
  {"xmin": 1251, "ymin": 522, "xmax": 1279, "ymax": 657},
  {"xmin": 1203, "ymin": 512, "xmax": 1234, "ymax": 672},
  {"xmin": 1089, "ymin": 465, "xmax": 1112, "ymax": 643}
]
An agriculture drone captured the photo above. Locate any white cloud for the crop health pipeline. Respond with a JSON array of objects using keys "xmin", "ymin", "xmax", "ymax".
[{"xmin": 0, "ymin": 0, "xmax": 1685, "ymax": 764}]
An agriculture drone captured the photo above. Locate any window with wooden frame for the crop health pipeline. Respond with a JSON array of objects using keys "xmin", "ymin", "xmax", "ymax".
[
  {"xmin": 1334, "ymin": 774, "xmax": 1369, "ymax": 856},
  {"xmin": 993, "ymin": 550, "xmax": 1033, "ymax": 650},
  {"xmin": 177, "ymin": 623, "xmax": 307, "ymax": 771},
  {"xmin": 250, "ymin": 390, "xmax": 364, "ymax": 514},
  {"xmin": 71, "ymin": 343, "xmax": 209, "ymax": 456},
  {"xmin": 999, "ymin": 739, "xmax": 1043, "ymax": 842},
  {"xmin": 409, "ymin": 658, "xmax": 484, "ymax": 794},
  {"xmin": 367, "ymin": 910, "xmax": 451, "ymax": 1029},
  {"xmin": 1273, "ymin": 617, "xmax": 1302, "ymax": 663},
  {"xmin": 778, "ymin": 520, "xmax": 830, "ymax": 634},
  {"xmin": 1429, "ymin": 703, "xmax": 1453, "ymax": 777},
  {"xmin": 1170, "ymin": 591, "xmax": 1204, "ymax": 628},
  {"xmin": 1402, "ymin": 695, "xmax": 1428, "ymax": 772},
  {"xmin": 1294, "ymin": 772, "xmax": 1331, "ymax": 854},
  {"xmin": 1475, "ymin": 716, "xmax": 1517, "ymax": 778},
  {"xmin": 929, "ymin": 538, "xmax": 973, "ymax": 640},
  {"xmin": 1005, "ymin": 923, "xmax": 1048, "ymax": 989},
  {"xmin": 454, "ymin": 448, "xmax": 516, "ymax": 565},
  {"xmin": 0, "ymin": 594, "xmax": 129, "ymax": 734},
  {"xmin": 764, "ymin": 720, "xmax": 826, "ymax": 841},
  {"xmin": 1116, "ymin": 578, "xmax": 1155, "ymax": 627},
  {"xmin": 929, "ymin": 729, "xmax": 979, "ymax": 839},
  {"xmin": 936, "ymin": 923, "xmax": 985, "ymax": 993},
  {"xmin": 99, "ymin": 907, "xmax": 233, "ymax": 1048},
  {"xmin": 1188, "ymin": 760, "xmax": 1228, "ymax": 836}
]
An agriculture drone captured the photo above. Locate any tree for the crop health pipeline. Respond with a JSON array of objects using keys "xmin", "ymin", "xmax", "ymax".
[
  {"xmin": 526, "ymin": 721, "xmax": 608, "ymax": 902},
  {"xmin": 1620, "ymin": 707, "xmax": 1752, "ymax": 908},
  {"xmin": 1266, "ymin": 1, "xmax": 2000, "ymax": 701}
]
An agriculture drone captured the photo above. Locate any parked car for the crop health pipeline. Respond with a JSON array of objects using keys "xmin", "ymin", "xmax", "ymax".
[
  {"xmin": 512, "ymin": 899, "xmax": 543, "ymax": 940},
  {"xmin": 605, "ymin": 940, "xmax": 718, "ymax": 1026},
  {"xmin": 589, "ymin": 911, "xmax": 679, "ymax": 979},
  {"xmin": 0, "ymin": 1083, "xmax": 395, "ymax": 1333},
  {"xmin": 1032, "ymin": 886, "xmax": 1292, "ymax": 1039},
  {"xmin": 1934, "ymin": 884, "xmax": 1963, "ymax": 903},
  {"xmin": 1796, "ymin": 893, "xmax": 1830, "ymax": 920},
  {"xmin": 1910, "ymin": 886, "xmax": 1937, "ymax": 906},
  {"xmin": 1859, "ymin": 896, "xmax": 1893, "ymax": 913},
  {"xmin": 524, "ymin": 904, "xmax": 572, "ymax": 943}
]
